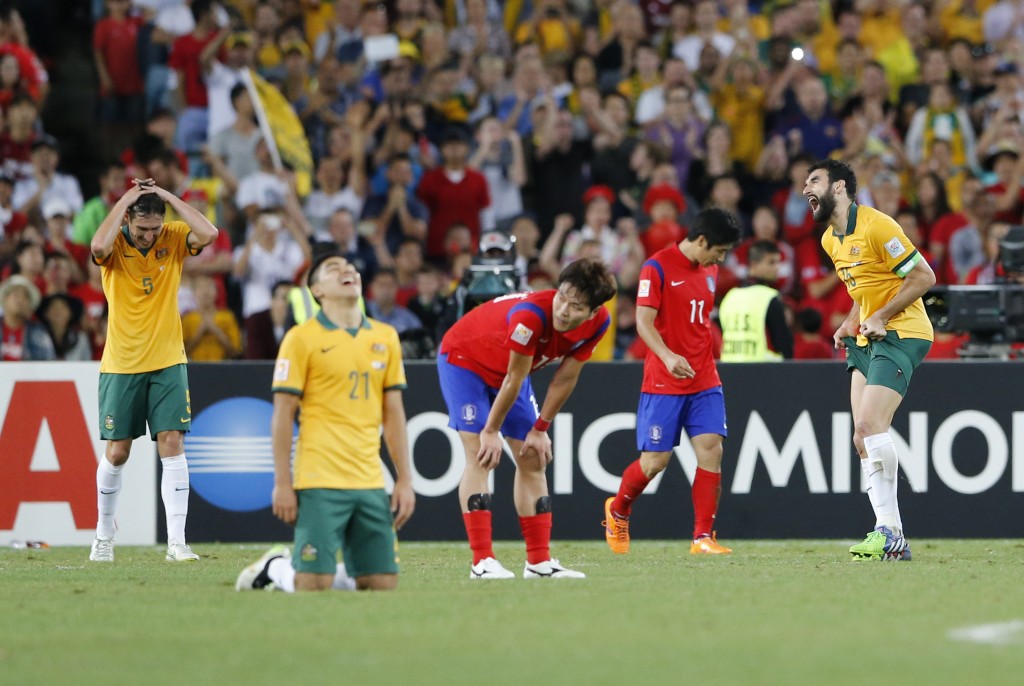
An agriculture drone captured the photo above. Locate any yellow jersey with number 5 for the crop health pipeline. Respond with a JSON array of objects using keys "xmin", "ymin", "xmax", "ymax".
[
  {"xmin": 272, "ymin": 312, "xmax": 407, "ymax": 490},
  {"xmin": 98, "ymin": 221, "xmax": 198, "ymax": 373},
  {"xmin": 822, "ymin": 203, "xmax": 933, "ymax": 344}
]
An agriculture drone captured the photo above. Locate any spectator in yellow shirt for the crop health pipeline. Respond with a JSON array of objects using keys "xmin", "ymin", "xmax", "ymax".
[{"xmin": 181, "ymin": 274, "xmax": 242, "ymax": 361}]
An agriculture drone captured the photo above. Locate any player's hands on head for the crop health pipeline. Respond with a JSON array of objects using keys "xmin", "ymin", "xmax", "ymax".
[
  {"xmin": 272, "ymin": 484, "xmax": 298, "ymax": 525},
  {"xmin": 661, "ymin": 352, "xmax": 695, "ymax": 379},
  {"xmin": 391, "ymin": 478, "xmax": 415, "ymax": 529},
  {"xmin": 477, "ymin": 429, "xmax": 505, "ymax": 470}
]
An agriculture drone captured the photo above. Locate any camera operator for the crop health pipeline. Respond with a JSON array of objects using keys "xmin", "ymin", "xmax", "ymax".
[{"xmin": 438, "ymin": 229, "xmax": 522, "ymax": 339}]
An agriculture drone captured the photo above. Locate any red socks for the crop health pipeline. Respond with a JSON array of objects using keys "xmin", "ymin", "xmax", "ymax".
[
  {"xmin": 692, "ymin": 467, "xmax": 722, "ymax": 539},
  {"xmin": 463, "ymin": 511, "xmax": 494, "ymax": 564},
  {"xmin": 519, "ymin": 513, "xmax": 552, "ymax": 564},
  {"xmin": 611, "ymin": 460, "xmax": 652, "ymax": 517}
]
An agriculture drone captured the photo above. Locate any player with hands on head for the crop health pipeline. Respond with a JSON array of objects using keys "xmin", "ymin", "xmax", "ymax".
[
  {"xmin": 439, "ymin": 258, "xmax": 617, "ymax": 579},
  {"xmin": 604, "ymin": 208, "xmax": 742, "ymax": 556},
  {"xmin": 88, "ymin": 177, "xmax": 219, "ymax": 563}
]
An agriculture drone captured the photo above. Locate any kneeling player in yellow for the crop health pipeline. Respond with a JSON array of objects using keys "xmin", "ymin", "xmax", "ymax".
[
  {"xmin": 237, "ymin": 252, "xmax": 415, "ymax": 592},
  {"xmin": 804, "ymin": 160, "xmax": 935, "ymax": 561},
  {"xmin": 89, "ymin": 178, "xmax": 219, "ymax": 563}
]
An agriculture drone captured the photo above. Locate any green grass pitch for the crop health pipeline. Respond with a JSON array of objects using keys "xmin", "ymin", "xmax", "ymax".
[{"xmin": 2, "ymin": 540, "xmax": 1023, "ymax": 686}]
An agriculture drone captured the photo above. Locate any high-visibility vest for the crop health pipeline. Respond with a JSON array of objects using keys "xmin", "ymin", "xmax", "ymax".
[
  {"xmin": 288, "ymin": 287, "xmax": 364, "ymax": 324},
  {"xmin": 719, "ymin": 284, "xmax": 782, "ymax": 362}
]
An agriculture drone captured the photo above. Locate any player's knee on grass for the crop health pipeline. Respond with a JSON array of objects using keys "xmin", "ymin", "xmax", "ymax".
[
  {"xmin": 356, "ymin": 574, "xmax": 398, "ymax": 591},
  {"xmin": 294, "ymin": 573, "xmax": 334, "ymax": 591}
]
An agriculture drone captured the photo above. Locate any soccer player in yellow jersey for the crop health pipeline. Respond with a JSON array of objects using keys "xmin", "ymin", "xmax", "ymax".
[
  {"xmin": 88, "ymin": 178, "xmax": 219, "ymax": 563},
  {"xmin": 236, "ymin": 251, "xmax": 415, "ymax": 592},
  {"xmin": 804, "ymin": 160, "xmax": 936, "ymax": 562}
]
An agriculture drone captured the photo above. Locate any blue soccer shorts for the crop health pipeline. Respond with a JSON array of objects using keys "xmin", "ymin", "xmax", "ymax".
[
  {"xmin": 436, "ymin": 353, "xmax": 539, "ymax": 441},
  {"xmin": 636, "ymin": 386, "xmax": 728, "ymax": 452}
]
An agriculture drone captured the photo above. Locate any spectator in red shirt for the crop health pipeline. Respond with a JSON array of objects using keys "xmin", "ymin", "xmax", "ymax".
[
  {"xmin": 0, "ymin": 52, "xmax": 39, "ymax": 112},
  {"xmin": 417, "ymin": 127, "xmax": 491, "ymax": 261},
  {"xmin": 792, "ymin": 307, "xmax": 836, "ymax": 360},
  {"xmin": 0, "ymin": 6, "xmax": 47, "ymax": 104},
  {"xmin": 639, "ymin": 183, "xmax": 685, "ymax": 257},
  {"xmin": 168, "ymin": 0, "xmax": 224, "ymax": 163},
  {"xmin": 93, "ymin": 0, "xmax": 146, "ymax": 153},
  {"xmin": 69, "ymin": 259, "xmax": 107, "ymax": 360},
  {"xmin": 0, "ymin": 173, "xmax": 28, "ymax": 260},
  {"xmin": 0, "ymin": 93, "xmax": 38, "ymax": 182}
]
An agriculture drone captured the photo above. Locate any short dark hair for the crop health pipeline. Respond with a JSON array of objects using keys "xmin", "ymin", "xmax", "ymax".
[
  {"xmin": 807, "ymin": 159, "xmax": 858, "ymax": 199},
  {"xmin": 229, "ymin": 83, "xmax": 249, "ymax": 108},
  {"xmin": 795, "ymin": 307, "xmax": 822, "ymax": 334},
  {"xmin": 372, "ymin": 267, "xmax": 398, "ymax": 283},
  {"xmin": 128, "ymin": 193, "xmax": 166, "ymax": 218},
  {"xmin": 191, "ymin": 0, "xmax": 213, "ymax": 25},
  {"xmin": 556, "ymin": 258, "xmax": 617, "ymax": 311},
  {"xmin": 688, "ymin": 208, "xmax": 742, "ymax": 247},
  {"xmin": 307, "ymin": 248, "xmax": 344, "ymax": 290},
  {"xmin": 748, "ymin": 239, "xmax": 781, "ymax": 265}
]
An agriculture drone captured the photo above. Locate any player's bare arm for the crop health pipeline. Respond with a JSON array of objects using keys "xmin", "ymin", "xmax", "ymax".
[
  {"xmin": 636, "ymin": 304, "xmax": 695, "ymax": 379},
  {"xmin": 90, "ymin": 179, "xmax": 155, "ymax": 261},
  {"xmin": 859, "ymin": 259, "xmax": 936, "ymax": 341},
  {"xmin": 478, "ymin": 350, "xmax": 533, "ymax": 469},
  {"xmin": 382, "ymin": 389, "xmax": 416, "ymax": 529},
  {"xmin": 151, "ymin": 184, "xmax": 219, "ymax": 250},
  {"xmin": 521, "ymin": 356, "xmax": 588, "ymax": 463},
  {"xmin": 834, "ymin": 302, "xmax": 861, "ymax": 349},
  {"xmin": 270, "ymin": 392, "xmax": 301, "ymax": 525}
]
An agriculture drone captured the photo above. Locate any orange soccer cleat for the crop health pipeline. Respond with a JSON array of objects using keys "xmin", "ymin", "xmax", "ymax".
[
  {"xmin": 690, "ymin": 532, "xmax": 732, "ymax": 555},
  {"xmin": 603, "ymin": 497, "xmax": 630, "ymax": 554}
]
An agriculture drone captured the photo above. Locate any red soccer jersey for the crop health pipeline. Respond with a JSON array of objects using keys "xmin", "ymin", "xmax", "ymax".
[
  {"xmin": 169, "ymin": 33, "xmax": 221, "ymax": 107},
  {"xmin": 93, "ymin": 16, "xmax": 144, "ymax": 96},
  {"xmin": 440, "ymin": 290, "xmax": 610, "ymax": 389},
  {"xmin": 636, "ymin": 245, "xmax": 721, "ymax": 395}
]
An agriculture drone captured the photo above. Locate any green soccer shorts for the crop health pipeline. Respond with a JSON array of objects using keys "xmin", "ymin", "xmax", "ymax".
[
  {"xmin": 292, "ymin": 488, "xmax": 399, "ymax": 578},
  {"xmin": 98, "ymin": 364, "xmax": 191, "ymax": 440},
  {"xmin": 843, "ymin": 332, "xmax": 931, "ymax": 397}
]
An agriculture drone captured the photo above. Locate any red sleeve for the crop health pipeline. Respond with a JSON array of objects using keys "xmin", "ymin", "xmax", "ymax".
[
  {"xmin": 168, "ymin": 37, "xmax": 187, "ymax": 71},
  {"xmin": 635, "ymin": 258, "xmax": 664, "ymax": 310},
  {"xmin": 416, "ymin": 172, "xmax": 435, "ymax": 209},
  {"xmin": 92, "ymin": 20, "xmax": 110, "ymax": 52},
  {"xmin": 504, "ymin": 304, "xmax": 546, "ymax": 356}
]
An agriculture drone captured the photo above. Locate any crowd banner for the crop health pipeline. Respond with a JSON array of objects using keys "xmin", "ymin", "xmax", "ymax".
[
  {"xmin": 1, "ymin": 363, "xmax": 156, "ymax": 547},
  {"xmin": 181, "ymin": 360, "xmax": 1024, "ymax": 543},
  {"xmin": 243, "ymin": 67, "xmax": 313, "ymax": 197}
]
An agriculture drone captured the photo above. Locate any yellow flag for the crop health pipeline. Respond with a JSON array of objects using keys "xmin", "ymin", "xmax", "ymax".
[{"xmin": 244, "ymin": 69, "xmax": 313, "ymax": 197}]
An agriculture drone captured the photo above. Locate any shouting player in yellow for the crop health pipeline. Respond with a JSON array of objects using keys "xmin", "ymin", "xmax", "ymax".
[
  {"xmin": 804, "ymin": 160, "xmax": 935, "ymax": 562},
  {"xmin": 89, "ymin": 178, "xmax": 219, "ymax": 563}
]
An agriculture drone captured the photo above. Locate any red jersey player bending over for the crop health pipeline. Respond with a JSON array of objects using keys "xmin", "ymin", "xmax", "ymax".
[
  {"xmin": 604, "ymin": 208, "xmax": 742, "ymax": 555},
  {"xmin": 438, "ymin": 259, "xmax": 617, "ymax": 579}
]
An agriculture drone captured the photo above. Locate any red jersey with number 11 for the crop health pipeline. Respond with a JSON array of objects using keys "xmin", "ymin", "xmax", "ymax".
[
  {"xmin": 440, "ymin": 290, "xmax": 610, "ymax": 389},
  {"xmin": 636, "ymin": 245, "xmax": 721, "ymax": 395}
]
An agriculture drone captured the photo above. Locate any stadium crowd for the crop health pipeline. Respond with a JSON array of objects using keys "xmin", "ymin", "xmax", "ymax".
[{"xmin": 1, "ymin": 0, "xmax": 1022, "ymax": 363}]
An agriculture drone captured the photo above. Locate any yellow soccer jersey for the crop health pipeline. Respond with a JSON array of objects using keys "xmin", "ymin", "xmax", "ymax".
[
  {"xmin": 272, "ymin": 312, "xmax": 407, "ymax": 491},
  {"xmin": 99, "ymin": 221, "xmax": 199, "ymax": 373},
  {"xmin": 822, "ymin": 204, "xmax": 934, "ymax": 345}
]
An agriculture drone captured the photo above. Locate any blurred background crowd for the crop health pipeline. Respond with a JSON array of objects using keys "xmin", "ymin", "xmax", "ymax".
[{"xmin": 2, "ymin": 0, "xmax": 1023, "ymax": 364}]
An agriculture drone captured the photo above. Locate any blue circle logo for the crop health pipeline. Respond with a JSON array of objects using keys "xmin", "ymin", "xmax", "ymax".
[{"xmin": 187, "ymin": 397, "xmax": 293, "ymax": 512}]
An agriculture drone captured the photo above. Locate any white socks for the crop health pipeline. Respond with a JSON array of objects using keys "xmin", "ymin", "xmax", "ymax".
[
  {"xmin": 267, "ymin": 558, "xmax": 355, "ymax": 593},
  {"xmin": 862, "ymin": 432, "xmax": 902, "ymax": 533},
  {"xmin": 160, "ymin": 454, "xmax": 190, "ymax": 545},
  {"xmin": 96, "ymin": 458, "xmax": 123, "ymax": 540},
  {"xmin": 267, "ymin": 557, "xmax": 295, "ymax": 593}
]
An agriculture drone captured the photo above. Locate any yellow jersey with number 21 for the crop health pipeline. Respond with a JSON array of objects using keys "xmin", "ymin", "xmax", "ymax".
[
  {"xmin": 822, "ymin": 203, "xmax": 933, "ymax": 345},
  {"xmin": 272, "ymin": 312, "xmax": 407, "ymax": 491}
]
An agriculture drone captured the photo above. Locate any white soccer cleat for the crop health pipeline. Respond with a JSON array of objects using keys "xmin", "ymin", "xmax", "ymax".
[
  {"xmin": 166, "ymin": 543, "xmax": 200, "ymax": 562},
  {"xmin": 89, "ymin": 537, "xmax": 114, "ymax": 563},
  {"xmin": 523, "ymin": 558, "xmax": 586, "ymax": 579},
  {"xmin": 469, "ymin": 557, "xmax": 516, "ymax": 579},
  {"xmin": 236, "ymin": 545, "xmax": 291, "ymax": 591}
]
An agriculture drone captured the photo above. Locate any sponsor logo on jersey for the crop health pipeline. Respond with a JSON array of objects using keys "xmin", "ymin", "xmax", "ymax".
[
  {"xmin": 850, "ymin": 246, "xmax": 860, "ymax": 256},
  {"xmin": 638, "ymin": 279, "xmax": 651, "ymax": 298},
  {"xmin": 511, "ymin": 323, "xmax": 534, "ymax": 346},
  {"xmin": 885, "ymin": 237, "xmax": 906, "ymax": 258},
  {"xmin": 273, "ymin": 359, "xmax": 290, "ymax": 382},
  {"xmin": 372, "ymin": 343, "xmax": 387, "ymax": 353},
  {"xmin": 155, "ymin": 248, "xmax": 169, "ymax": 260}
]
